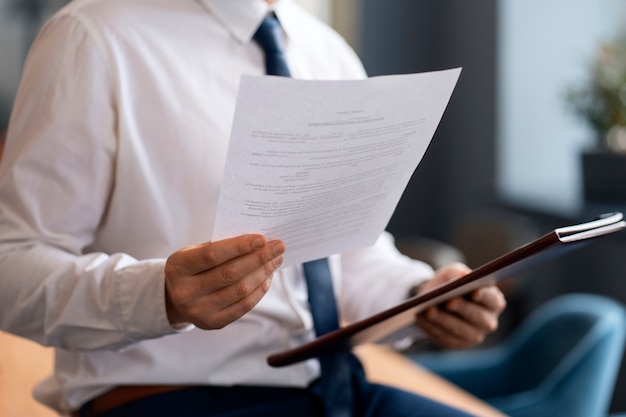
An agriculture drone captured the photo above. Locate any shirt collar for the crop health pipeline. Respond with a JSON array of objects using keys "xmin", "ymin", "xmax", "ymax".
[{"xmin": 198, "ymin": 0, "xmax": 292, "ymax": 44}]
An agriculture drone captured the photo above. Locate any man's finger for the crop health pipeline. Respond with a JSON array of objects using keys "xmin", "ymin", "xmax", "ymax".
[
  {"xmin": 471, "ymin": 286, "xmax": 507, "ymax": 313},
  {"xmin": 170, "ymin": 234, "xmax": 269, "ymax": 276},
  {"xmin": 194, "ymin": 274, "xmax": 275, "ymax": 330},
  {"xmin": 203, "ymin": 254, "xmax": 283, "ymax": 309},
  {"xmin": 202, "ymin": 239, "xmax": 284, "ymax": 292},
  {"xmin": 445, "ymin": 297, "xmax": 499, "ymax": 333},
  {"xmin": 417, "ymin": 310, "xmax": 484, "ymax": 349}
]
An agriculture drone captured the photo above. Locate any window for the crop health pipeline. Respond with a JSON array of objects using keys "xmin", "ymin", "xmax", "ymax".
[{"xmin": 497, "ymin": 0, "xmax": 626, "ymax": 211}]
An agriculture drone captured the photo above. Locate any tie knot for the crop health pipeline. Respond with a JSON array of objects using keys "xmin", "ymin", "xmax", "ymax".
[
  {"xmin": 253, "ymin": 15, "xmax": 285, "ymax": 54},
  {"xmin": 253, "ymin": 15, "xmax": 291, "ymax": 77}
]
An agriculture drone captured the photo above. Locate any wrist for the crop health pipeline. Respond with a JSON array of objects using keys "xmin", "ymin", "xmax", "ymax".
[{"xmin": 165, "ymin": 285, "xmax": 190, "ymax": 329}]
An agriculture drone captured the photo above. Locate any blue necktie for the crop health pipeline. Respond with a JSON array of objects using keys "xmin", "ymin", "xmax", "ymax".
[
  {"xmin": 253, "ymin": 15, "xmax": 353, "ymax": 417},
  {"xmin": 253, "ymin": 16, "xmax": 292, "ymax": 77},
  {"xmin": 301, "ymin": 259, "xmax": 353, "ymax": 417}
]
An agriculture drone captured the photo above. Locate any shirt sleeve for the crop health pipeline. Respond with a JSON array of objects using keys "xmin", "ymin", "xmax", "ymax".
[
  {"xmin": 338, "ymin": 231, "xmax": 435, "ymax": 324},
  {"xmin": 0, "ymin": 13, "xmax": 183, "ymax": 351}
]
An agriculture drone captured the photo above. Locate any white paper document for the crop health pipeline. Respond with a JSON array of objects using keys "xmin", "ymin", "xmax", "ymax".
[{"xmin": 212, "ymin": 69, "xmax": 462, "ymax": 266}]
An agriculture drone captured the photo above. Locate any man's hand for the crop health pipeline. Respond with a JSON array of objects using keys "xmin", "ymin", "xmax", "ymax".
[
  {"xmin": 164, "ymin": 234, "xmax": 286, "ymax": 330},
  {"xmin": 415, "ymin": 263, "xmax": 507, "ymax": 349}
]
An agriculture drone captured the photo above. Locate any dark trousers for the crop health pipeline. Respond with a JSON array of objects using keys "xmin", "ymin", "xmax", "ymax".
[{"xmin": 94, "ymin": 356, "xmax": 477, "ymax": 417}]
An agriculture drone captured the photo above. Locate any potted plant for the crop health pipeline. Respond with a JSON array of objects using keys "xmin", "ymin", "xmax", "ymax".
[{"xmin": 566, "ymin": 34, "xmax": 626, "ymax": 201}]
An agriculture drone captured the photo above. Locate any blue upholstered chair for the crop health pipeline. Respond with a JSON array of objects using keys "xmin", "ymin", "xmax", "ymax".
[{"xmin": 408, "ymin": 293, "xmax": 626, "ymax": 417}]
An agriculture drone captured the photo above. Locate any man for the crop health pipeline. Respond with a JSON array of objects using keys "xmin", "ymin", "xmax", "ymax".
[{"xmin": 0, "ymin": 0, "xmax": 506, "ymax": 416}]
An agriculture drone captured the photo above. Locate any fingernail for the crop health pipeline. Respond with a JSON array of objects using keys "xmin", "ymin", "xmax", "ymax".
[
  {"xmin": 271, "ymin": 241, "xmax": 285, "ymax": 256},
  {"xmin": 252, "ymin": 237, "xmax": 264, "ymax": 249},
  {"xmin": 273, "ymin": 255, "xmax": 284, "ymax": 267}
]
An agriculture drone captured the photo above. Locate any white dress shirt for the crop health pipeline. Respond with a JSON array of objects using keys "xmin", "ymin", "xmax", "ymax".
[{"xmin": 0, "ymin": 0, "xmax": 434, "ymax": 414}]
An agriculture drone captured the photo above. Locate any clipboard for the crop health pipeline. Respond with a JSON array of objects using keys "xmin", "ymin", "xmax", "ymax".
[{"xmin": 267, "ymin": 212, "xmax": 626, "ymax": 367}]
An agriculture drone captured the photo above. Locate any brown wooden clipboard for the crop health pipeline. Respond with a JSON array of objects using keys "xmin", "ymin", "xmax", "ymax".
[{"xmin": 267, "ymin": 212, "xmax": 626, "ymax": 367}]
